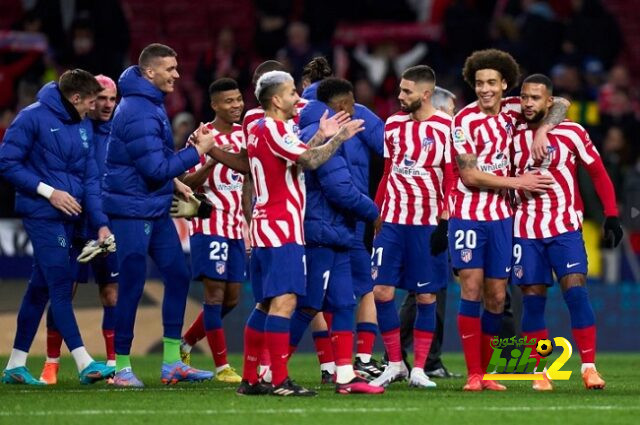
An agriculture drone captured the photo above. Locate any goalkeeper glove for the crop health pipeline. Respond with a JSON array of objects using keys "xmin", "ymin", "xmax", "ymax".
[
  {"xmin": 76, "ymin": 234, "xmax": 116, "ymax": 263},
  {"xmin": 430, "ymin": 219, "xmax": 449, "ymax": 256},
  {"xmin": 170, "ymin": 193, "xmax": 213, "ymax": 219},
  {"xmin": 603, "ymin": 216, "xmax": 623, "ymax": 248}
]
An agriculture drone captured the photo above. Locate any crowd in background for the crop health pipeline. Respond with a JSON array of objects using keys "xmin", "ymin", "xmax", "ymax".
[{"xmin": 0, "ymin": 0, "xmax": 639, "ymax": 281}]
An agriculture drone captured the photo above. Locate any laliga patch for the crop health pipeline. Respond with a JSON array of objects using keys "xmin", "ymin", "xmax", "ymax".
[
  {"xmin": 282, "ymin": 134, "xmax": 296, "ymax": 146},
  {"xmin": 514, "ymin": 265, "xmax": 523, "ymax": 279},
  {"xmin": 461, "ymin": 248, "xmax": 472, "ymax": 263},
  {"xmin": 453, "ymin": 127, "xmax": 466, "ymax": 144},
  {"xmin": 216, "ymin": 261, "xmax": 226, "ymax": 275}
]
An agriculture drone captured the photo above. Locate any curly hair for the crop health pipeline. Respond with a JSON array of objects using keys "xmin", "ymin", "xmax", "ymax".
[
  {"xmin": 462, "ymin": 49, "xmax": 521, "ymax": 91},
  {"xmin": 302, "ymin": 57, "xmax": 332, "ymax": 83}
]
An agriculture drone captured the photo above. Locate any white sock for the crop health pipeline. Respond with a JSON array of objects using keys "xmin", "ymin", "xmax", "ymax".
[
  {"xmin": 106, "ymin": 360, "xmax": 116, "ymax": 367},
  {"xmin": 71, "ymin": 347, "xmax": 94, "ymax": 372},
  {"xmin": 581, "ymin": 363, "xmax": 596, "ymax": 373},
  {"xmin": 181, "ymin": 342, "xmax": 193, "ymax": 353},
  {"xmin": 216, "ymin": 364, "xmax": 229, "ymax": 373},
  {"xmin": 335, "ymin": 364, "xmax": 356, "ymax": 384},
  {"xmin": 46, "ymin": 357, "xmax": 60, "ymax": 364},
  {"xmin": 320, "ymin": 361, "xmax": 336, "ymax": 374},
  {"xmin": 356, "ymin": 353, "xmax": 371, "ymax": 363},
  {"xmin": 259, "ymin": 365, "xmax": 271, "ymax": 383},
  {"xmin": 6, "ymin": 349, "xmax": 28, "ymax": 369}
]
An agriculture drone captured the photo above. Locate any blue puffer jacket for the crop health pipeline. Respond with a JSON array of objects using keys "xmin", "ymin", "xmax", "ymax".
[
  {"xmin": 0, "ymin": 82, "xmax": 107, "ymax": 228},
  {"xmin": 303, "ymin": 81, "xmax": 384, "ymax": 245},
  {"xmin": 299, "ymin": 99, "xmax": 378, "ymax": 248},
  {"xmin": 102, "ymin": 66, "xmax": 200, "ymax": 218}
]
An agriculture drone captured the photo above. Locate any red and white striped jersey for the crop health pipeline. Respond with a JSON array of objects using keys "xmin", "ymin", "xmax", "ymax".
[
  {"xmin": 242, "ymin": 100, "xmax": 308, "ymax": 141},
  {"xmin": 188, "ymin": 124, "xmax": 245, "ymax": 239},
  {"xmin": 247, "ymin": 117, "xmax": 308, "ymax": 247},
  {"xmin": 381, "ymin": 110, "xmax": 452, "ymax": 225},
  {"xmin": 449, "ymin": 97, "xmax": 522, "ymax": 221},
  {"xmin": 511, "ymin": 121, "xmax": 600, "ymax": 238}
]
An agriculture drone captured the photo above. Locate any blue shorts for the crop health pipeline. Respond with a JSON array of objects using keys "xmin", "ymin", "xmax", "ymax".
[
  {"xmin": 250, "ymin": 243, "xmax": 306, "ymax": 303},
  {"xmin": 372, "ymin": 223, "xmax": 448, "ymax": 294},
  {"xmin": 190, "ymin": 234, "xmax": 245, "ymax": 282},
  {"xmin": 70, "ymin": 240, "xmax": 119, "ymax": 285},
  {"xmin": 298, "ymin": 246, "xmax": 356, "ymax": 311},
  {"xmin": 449, "ymin": 217, "xmax": 512, "ymax": 279},
  {"xmin": 350, "ymin": 244, "xmax": 373, "ymax": 297},
  {"xmin": 512, "ymin": 231, "xmax": 588, "ymax": 286}
]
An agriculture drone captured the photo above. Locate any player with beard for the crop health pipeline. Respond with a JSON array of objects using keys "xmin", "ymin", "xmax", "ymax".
[
  {"xmin": 450, "ymin": 49, "xmax": 567, "ymax": 391},
  {"xmin": 369, "ymin": 65, "xmax": 453, "ymax": 389},
  {"xmin": 511, "ymin": 74, "xmax": 622, "ymax": 391},
  {"xmin": 177, "ymin": 78, "xmax": 251, "ymax": 383}
]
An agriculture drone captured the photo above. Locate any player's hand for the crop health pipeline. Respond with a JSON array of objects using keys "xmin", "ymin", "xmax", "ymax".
[
  {"xmin": 174, "ymin": 178, "xmax": 193, "ymax": 201},
  {"xmin": 430, "ymin": 219, "xmax": 449, "ymax": 256},
  {"xmin": 49, "ymin": 189, "xmax": 82, "ymax": 216},
  {"xmin": 193, "ymin": 123, "xmax": 217, "ymax": 155},
  {"xmin": 170, "ymin": 193, "xmax": 213, "ymax": 219},
  {"xmin": 531, "ymin": 128, "xmax": 549, "ymax": 162},
  {"xmin": 336, "ymin": 119, "xmax": 365, "ymax": 142},
  {"xmin": 516, "ymin": 173, "xmax": 554, "ymax": 193},
  {"xmin": 373, "ymin": 216, "xmax": 383, "ymax": 237},
  {"xmin": 603, "ymin": 216, "xmax": 623, "ymax": 248},
  {"xmin": 319, "ymin": 110, "xmax": 351, "ymax": 139},
  {"xmin": 97, "ymin": 226, "xmax": 112, "ymax": 244}
]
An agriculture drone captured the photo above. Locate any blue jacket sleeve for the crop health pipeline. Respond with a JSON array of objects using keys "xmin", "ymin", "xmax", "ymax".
[
  {"xmin": 315, "ymin": 150, "xmax": 379, "ymax": 222},
  {"xmin": 123, "ymin": 116, "xmax": 200, "ymax": 184},
  {"xmin": 83, "ymin": 140, "xmax": 109, "ymax": 229},
  {"xmin": 356, "ymin": 106, "xmax": 384, "ymax": 157},
  {"xmin": 0, "ymin": 112, "xmax": 42, "ymax": 195}
]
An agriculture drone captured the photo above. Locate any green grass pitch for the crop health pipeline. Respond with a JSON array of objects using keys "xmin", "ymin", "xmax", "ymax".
[{"xmin": 1, "ymin": 353, "xmax": 638, "ymax": 425}]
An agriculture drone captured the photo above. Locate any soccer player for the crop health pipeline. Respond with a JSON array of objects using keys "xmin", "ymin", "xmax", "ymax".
[
  {"xmin": 301, "ymin": 57, "xmax": 386, "ymax": 380},
  {"xmin": 369, "ymin": 65, "xmax": 452, "ymax": 389},
  {"xmin": 511, "ymin": 74, "xmax": 622, "ymax": 390},
  {"xmin": 39, "ymin": 75, "xmax": 120, "ymax": 385},
  {"xmin": 236, "ymin": 70, "xmax": 364, "ymax": 396},
  {"xmin": 0, "ymin": 69, "xmax": 115, "ymax": 385},
  {"xmin": 450, "ymin": 49, "xmax": 565, "ymax": 391},
  {"xmin": 395, "ymin": 86, "xmax": 462, "ymax": 379},
  {"xmin": 179, "ymin": 78, "xmax": 249, "ymax": 383},
  {"xmin": 289, "ymin": 77, "xmax": 384, "ymax": 394},
  {"xmin": 103, "ymin": 43, "xmax": 216, "ymax": 387}
]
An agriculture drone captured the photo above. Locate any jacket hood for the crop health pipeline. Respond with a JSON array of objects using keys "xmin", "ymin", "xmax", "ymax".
[
  {"xmin": 301, "ymin": 81, "xmax": 320, "ymax": 100},
  {"xmin": 118, "ymin": 65, "xmax": 165, "ymax": 104},
  {"xmin": 37, "ymin": 82, "xmax": 77, "ymax": 122},
  {"xmin": 298, "ymin": 99, "xmax": 333, "ymax": 129}
]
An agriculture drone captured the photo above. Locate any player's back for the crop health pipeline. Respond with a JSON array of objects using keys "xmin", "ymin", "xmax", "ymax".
[
  {"xmin": 247, "ymin": 117, "xmax": 307, "ymax": 247},
  {"xmin": 382, "ymin": 110, "xmax": 451, "ymax": 226}
]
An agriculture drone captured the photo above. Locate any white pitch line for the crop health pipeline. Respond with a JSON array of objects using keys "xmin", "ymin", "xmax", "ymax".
[{"xmin": 1, "ymin": 406, "xmax": 639, "ymax": 416}]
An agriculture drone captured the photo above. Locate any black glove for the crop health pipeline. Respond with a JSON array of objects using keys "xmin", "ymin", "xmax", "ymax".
[
  {"xmin": 430, "ymin": 219, "xmax": 449, "ymax": 256},
  {"xmin": 193, "ymin": 193, "xmax": 213, "ymax": 219},
  {"xmin": 603, "ymin": 216, "xmax": 623, "ymax": 248}
]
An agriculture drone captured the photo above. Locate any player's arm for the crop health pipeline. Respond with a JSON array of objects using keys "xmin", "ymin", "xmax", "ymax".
[
  {"xmin": 181, "ymin": 158, "xmax": 216, "ymax": 189},
  {"xmin": 206, "ymin": 146, "xmax": 249, "ymax": 174},
  {"xmin": 241, "ymin": 175, "xmax": 254, "ymax": 225},
  {"xmin": 297, "ymin": 120, "xmax": 365, "ymax": 170},
  {"xmin": 455, "ymin": 153, "xmax": 553, "ymax": 193},
  {"xmin": 531, "ymin": 97, "xmax": 571, "ymax": 161}
]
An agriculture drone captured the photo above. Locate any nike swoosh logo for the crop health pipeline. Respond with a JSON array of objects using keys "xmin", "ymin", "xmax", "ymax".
[
  {"xmin": 566, "ymin": 262, "xmax": 580, "ymax": 268},
  {"xmin": 280, "ymin": 354, "xmax": 288, "ymax": 359},
  {"xmin": 581, "ymin": 349, "xmax": 593, "ymax": 354},
  {"xmin": 50, "ymin": 128, "xmax": 60, "ymax": 132},
  {"xmin": 417, "ymin": 281, "xmax": 431, "ymax": 287},
  {"xmin": 462, "ymin": 334, "xmax": 474, "ymax": 340},
  {"xmin": 216, "ymin": 351, "xmax": 226, "ymax": 356},
  {"xmin": 110, "ymin": 272, "xmax": 119, "ymax": 277},
  {"xmin": 505, "ymin": 267, "xmax": 512, "ymax": 272}
]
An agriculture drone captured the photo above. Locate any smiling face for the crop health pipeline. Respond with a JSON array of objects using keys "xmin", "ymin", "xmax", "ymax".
[
  {"xmin": 272, "ymin": 80, "xmax": 300, "ymax": 120},
  {"xmin": 144, "ymin": 56, "xmax": 179, "ymax": 93},
  {"xmin": 89, "ymin": 86, "xmax": 116, "ymax": 121},
  {"xmin": 70, "ymin": 93, "xmax": 97, "ymax": 118},
  {"xmin": 212, "ymin": 89, "xmax": 244, "ymax": 124},
  {"xmin": 474, "ymin": 69, "xmax": 507, "ymax": 114},
  {"xmin": 520, "ymin": 82, "xmax": 553, "ymax": 124}
]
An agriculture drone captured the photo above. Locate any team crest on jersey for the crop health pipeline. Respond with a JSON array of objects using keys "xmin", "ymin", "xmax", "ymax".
[
  {"xmin": 292, "ymin": 124, "xmax": 300, "ymax": 136},
  {"xmin": 421, "ymin": 136, "xmax": 435, "ymax": 151},
  {"xmin": 57, "ymin": 235, "xmax": 66, "ymax": 247},
  {"xmin": 505, "ymin": 122, "xmax": 514, "ymax": 136},
  {"xmin": 514, "ymin": 265, "xmax": 523, "ymax": 279},
  {"xmin": 144, "ymin": 222, "xmax": 151, "ymax": 235},
  {"xmin": 216, "ymin": 261, "xmax": 226, "ymax": 275},
  {"xmin": 79, "ymin": 127, "xmax": 89, "ymax": 148},
  {"xmin": 453, "ymin": 127, "xmax": 466, "ymax": 144},
  {"xmin": 461, "ymin": 248, "xmax": 472, "ymax": 263},
  {"xmin": 371, "ymin": 266, "xmax": 378, "ymax": 280}
]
